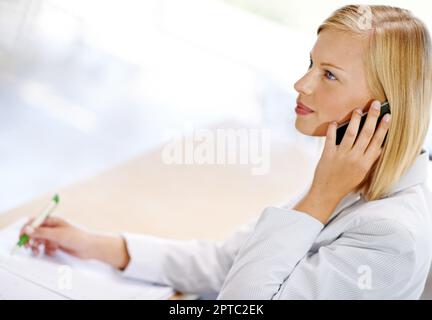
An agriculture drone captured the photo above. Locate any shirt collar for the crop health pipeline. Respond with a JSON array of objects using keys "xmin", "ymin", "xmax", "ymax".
[
  {"xmin": 386, "ymin": 149, "xmax": 429, "ymax": 195},
  {"xmin": 325, "ymin": 149, "xmax": 430, "ymax": 224}
]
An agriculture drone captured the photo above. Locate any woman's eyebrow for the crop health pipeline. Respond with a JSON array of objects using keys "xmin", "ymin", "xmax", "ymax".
[{"xmin": 310, "ymin": 53, "xmax": 346, "ymax": 72}]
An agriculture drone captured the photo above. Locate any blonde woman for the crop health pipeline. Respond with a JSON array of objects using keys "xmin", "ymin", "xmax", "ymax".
[{"xmin": 20, "ymin": 5, "xmax": 432, "ymax": 299}]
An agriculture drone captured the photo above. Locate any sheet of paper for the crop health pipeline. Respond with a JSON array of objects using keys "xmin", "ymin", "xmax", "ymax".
[
  {"xmin": 0, "ymin": 218, "xmax": 174, "ymax": 300},
  {"xmin": 0, "ymin": 267, "xmax": 68, "ymax": 300}
]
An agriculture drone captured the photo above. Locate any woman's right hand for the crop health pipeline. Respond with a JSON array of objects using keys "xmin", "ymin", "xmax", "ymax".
[
  {"xmin": 20, "ymin": 217, "xmax": 93, "ymax": 259},
  {"xmin": 19, "ymin": 217, "xmax": 130, "ymax": 270}
]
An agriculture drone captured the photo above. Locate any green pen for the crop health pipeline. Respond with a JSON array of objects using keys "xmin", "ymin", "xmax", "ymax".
[{"xmin": 11, "ymin": 194, "xmax": 60, "ymax": 255}]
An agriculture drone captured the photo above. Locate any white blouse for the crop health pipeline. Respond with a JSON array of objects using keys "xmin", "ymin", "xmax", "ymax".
[{"xmin": 121, "ymin": 150, "xmax": 432, "ymax": 299}]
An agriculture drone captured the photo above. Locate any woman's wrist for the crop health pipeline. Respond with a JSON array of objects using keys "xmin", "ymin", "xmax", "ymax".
[
  {"xmin": 293, "ymin": 187, "xmax": 344, "ymax": 224},
  {"xmin": 88, "ymin": 233, "xmax": 130, "ymax": 270}
]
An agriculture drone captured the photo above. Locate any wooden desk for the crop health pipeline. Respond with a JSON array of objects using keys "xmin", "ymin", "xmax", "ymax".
[{"xmin": 0, "ymin": 126, "xmax": 320, "ymax": 298}]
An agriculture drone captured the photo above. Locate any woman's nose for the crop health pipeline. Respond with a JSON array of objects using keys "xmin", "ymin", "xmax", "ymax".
[{"xmin": 294, "ymin": 73, "xmax": 314, "ymax": 96}]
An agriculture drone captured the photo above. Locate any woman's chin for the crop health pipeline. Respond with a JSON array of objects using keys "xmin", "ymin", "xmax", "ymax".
[
  {"xmin": 294, "ymin": 118, "xmax": 314, "ymax": 136},
  {"xmin": 294, "ymin": 118, "xmax": 325, "ymax": 137}
]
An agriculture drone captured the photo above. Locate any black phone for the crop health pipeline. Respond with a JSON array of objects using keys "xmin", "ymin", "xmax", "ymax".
[{"xmin": 336, "ymin": 101, "xmax": 391, "ymax": 145}]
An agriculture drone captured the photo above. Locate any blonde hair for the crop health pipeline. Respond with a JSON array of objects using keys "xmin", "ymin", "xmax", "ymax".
[{"xmin": 318, "ymin": 5, "xmax": 432, "ymax": 201}]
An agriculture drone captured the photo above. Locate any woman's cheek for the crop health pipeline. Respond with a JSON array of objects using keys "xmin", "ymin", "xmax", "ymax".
[
  {"xmin": 317, "ymin": 97, "xmax": 351, "ymax": 122},
  {"xmin": 332, "ymin": 107, "xmax": 349, "ymax": 123},
  {"xmin": 315, "ymin": 107, "xmax": 339, "ymax": 123}
]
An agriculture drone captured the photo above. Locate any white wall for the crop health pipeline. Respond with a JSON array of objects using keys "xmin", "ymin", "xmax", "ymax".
[{"xmin": 223, "ymin": 0, "xmax": 432, "ymax": 34}]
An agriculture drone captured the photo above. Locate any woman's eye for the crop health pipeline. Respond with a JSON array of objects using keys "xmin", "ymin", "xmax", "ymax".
[
  {"xmin": 308, "ymin": 59, "xmax": 313, "ymax": 69},
  {"xmin": 324, "ymin": 70, "xmax": 336, "ymax": 81}
]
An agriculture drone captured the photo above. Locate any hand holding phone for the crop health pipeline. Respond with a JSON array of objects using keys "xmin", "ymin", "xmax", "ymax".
[{"xmin": 336, "ymin": 101, "xmax": 391, "ymax": 145}]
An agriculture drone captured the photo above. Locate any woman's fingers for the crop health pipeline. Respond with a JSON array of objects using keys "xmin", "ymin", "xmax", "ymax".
[
  {"xmin": 19, "ymin": 217, "xmax": 34, "ymax": 237},
  {"xmin": 339, "ymin": 108, "xmax": 362, "ymax": 151},
  {"xmin": 23, "ymin": 217, "xmax": 68, "ymax": 243},
  {"xmin": 44, "ymin": 242, "xmax": 59, "ymax": 256},
  {"xmin": 41, "ymin": 217, "xmax": 68, "ymax": 228},
  {"xmin": 45, "ymin": 248, "xmax": 57, "ymax": 257},
  {"xmin": 20, "ymin": 217, "xmax": 68, "ymax": 238},
  {"xmin": 29, "ymin": 237, "xmax": 60, "ymax": 256},
  {"xmin": 27, "ymin": 226, "xmax": 63, "ymax": 243},
  {"xmin": 365, "ymin": 113, "xmax": 391, "ymax": 160},
  {"xmin": 324, "ymin": 121, "xmax": 337, "ymax": 154},
  {"xmin": 18, "ymin": 216, "xmax": 85, "ymax": 259},
  {"xmin": 22, "ymin": 223, "xmax": 65, "ymax": 255},
  {"xmin": 353, "ymin": 100, "xmax": 382, "ymax": 152},
  {"xmin": 19, "ymin": 218, "xmax": 35, "ymax": 249},
  {"xmin": 30, "ymin": 238, "xmax": 43, "ymax": 255}
]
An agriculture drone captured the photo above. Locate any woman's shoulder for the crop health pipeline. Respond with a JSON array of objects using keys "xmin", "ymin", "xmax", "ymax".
[{"xmin": 345, "ymin": 183, "xmax": 432, "ymax": 248}]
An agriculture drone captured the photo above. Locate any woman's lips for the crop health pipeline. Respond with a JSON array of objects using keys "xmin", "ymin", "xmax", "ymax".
[{"xmin": 295, "ymin": 102, "xmax": 315, "ymax": 115}]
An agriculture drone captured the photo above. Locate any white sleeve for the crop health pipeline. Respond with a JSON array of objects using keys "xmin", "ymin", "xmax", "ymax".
[
  {"xmin": 119, "ymin": 219, "xmax": 257, "ymax": 296},
  {"xmin": 217, "ymin": 206, "xmax": 417, "ymax": 300},
  {"xmin": 119, "ymin": 188, "xmax": 309, "ymax": 296}
]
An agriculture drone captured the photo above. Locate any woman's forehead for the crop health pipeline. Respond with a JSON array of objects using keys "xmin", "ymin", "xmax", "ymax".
[{"xmin": 312, "ymin": 29, "xmax": 368, "ymax": 73}]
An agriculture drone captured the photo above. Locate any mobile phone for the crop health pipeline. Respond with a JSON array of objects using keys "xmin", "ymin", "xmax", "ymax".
[{"xmin": 336, "ymin": 101, "xmax": 391, "ymax": 145}]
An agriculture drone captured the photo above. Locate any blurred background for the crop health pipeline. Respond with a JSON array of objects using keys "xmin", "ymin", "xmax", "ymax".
[{"xmin": 0, "ymin": 0, "xmax": 431, "ymax": 214}]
